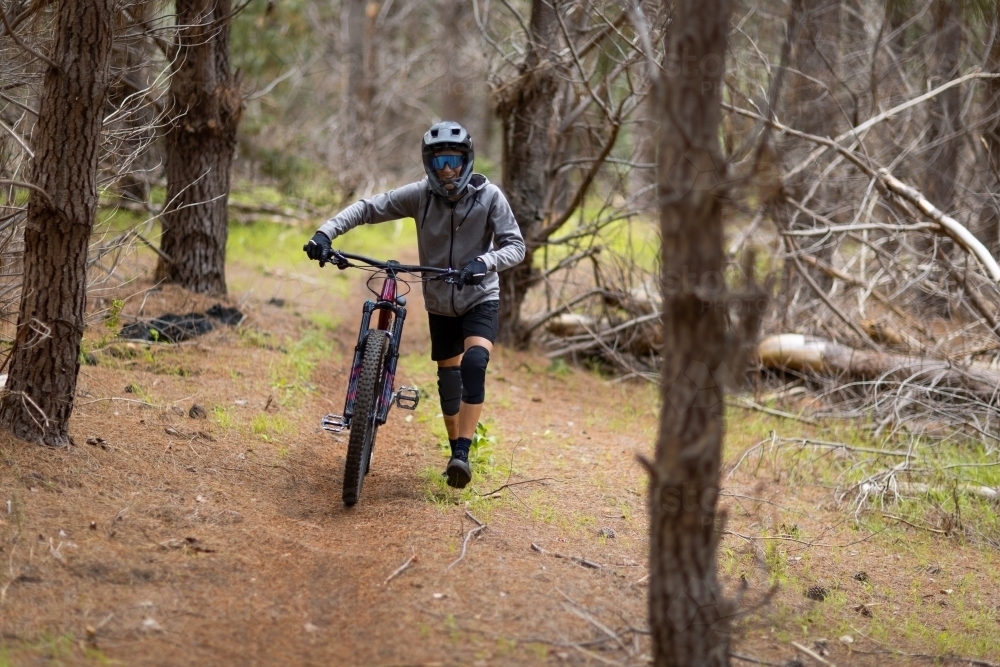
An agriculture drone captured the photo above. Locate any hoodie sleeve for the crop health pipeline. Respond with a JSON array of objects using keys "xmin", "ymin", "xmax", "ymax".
[
  {"xmin": 316, "ymin": 181, "xmax": 425, "ymax": 240},
  {"xmin": 479, "ymin": 186, "xmax": 525, "ymax": 273}
]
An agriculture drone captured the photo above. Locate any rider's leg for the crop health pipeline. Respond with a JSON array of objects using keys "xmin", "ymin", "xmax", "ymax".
[
  {"xmin": 436, "ymin": 355, "xmax": 462, "ymax": 443},
  {"xmin": 428, "ymin": 312, "xmax": 465, "ymax": 455},
  {"xmin": 457, "ymin": 336, "xmax": 492, "ymax": 440}
]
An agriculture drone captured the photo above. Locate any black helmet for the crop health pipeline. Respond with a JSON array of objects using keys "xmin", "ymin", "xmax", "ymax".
[{"xmin": 422, "ymin": 121, "xmax": 475, "ymax": 199}]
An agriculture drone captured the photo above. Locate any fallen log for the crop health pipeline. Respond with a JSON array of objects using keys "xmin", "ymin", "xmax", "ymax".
[
  {"xmin": 758, "ymin": 334, "xmax": 1000, "ymax": 402},
  {"xmin": 861, "ymin": 482, "xmax": 998, "ymax": 501}
]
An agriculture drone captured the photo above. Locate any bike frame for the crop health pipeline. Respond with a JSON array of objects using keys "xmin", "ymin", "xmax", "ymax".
[
  {"xmin": 320, "ymin": 252, "xmax": 455, "ymax": 437},
  {"xmin": 342, "ymin": 261, "xmax": 407, "ymax": 429}
]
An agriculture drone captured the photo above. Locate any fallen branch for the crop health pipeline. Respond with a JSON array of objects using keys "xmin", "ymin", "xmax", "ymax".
[
  {"xmin": 475, "ymin": 477, "xmax": 554, "ymax": 498},
  {"xmin": 382, "ymin": 554, "xmax": 416, "ymax": 586},
  {"xmin": 864, "ymin": 482, "xmax": 998, "ymax": 501},
  {"xmin": 447, "ymin": 512, "xmax": 487, "ymax": 571},
  {"xmin": 879, "ymin": 171, "xmax": 1000, "ymax": 283},
  {"xmin": 558, "ymin": 589, "xmax": 630, "ymax": 653},
  {"xmin": 727, "ymin": 397, "xmax": 817, "ymax": 424},
  {"xmin": 796, "ymin": 252, "xmax": 930, "ymax": 338},
  {"xmin": 523, "ymin": 288, "xmax": 608, "ymax": 335},
  {"xmin": 881, "ymin": 514, "xmax": 948, "ymax": 535},
  {"xmin": 530, "ymin": 542, "xmax": 603, "ymax": 569},
  {"xmin": 730, "ymin": 653, "xmax": 785, "ymax": 667},
  {"xmin": 758, "ymin": 334, "xmax": 1000, "ymax": 403},
  {"xmin": 791, "ymin": 640, "xmax": 838, "ymax": 667}
]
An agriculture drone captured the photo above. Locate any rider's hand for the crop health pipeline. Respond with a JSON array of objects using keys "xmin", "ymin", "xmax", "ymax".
[
  {"xmin": 457, "ymin": 257, "xmax": 487, "ymax": 290},
  {"xmin": 304, "ymin": 231, "xmax": 332, "ymax": 266}
]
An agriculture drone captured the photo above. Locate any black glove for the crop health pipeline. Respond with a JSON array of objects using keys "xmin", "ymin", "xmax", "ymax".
[
  {"xmin": 457, "ymin": 258, "xmax": 487, "ymax": 290},
  {"xmin": 304, "ymin": 232, "xmax": 332, "ymax": 266}
]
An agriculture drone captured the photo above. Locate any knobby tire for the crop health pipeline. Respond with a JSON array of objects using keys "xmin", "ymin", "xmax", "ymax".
[{"xmin": 342, "ymin": 329, "xmax": 389, "ymax": 506}]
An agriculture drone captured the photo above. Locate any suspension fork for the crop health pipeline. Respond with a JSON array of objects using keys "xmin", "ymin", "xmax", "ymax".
[
  {"xmin": 342, "ymin": 273, "xmax": 406, "ymax": 426},
  {"xmin": 377, "ymin": 307, "xmax": 406, "ymax": 424}
]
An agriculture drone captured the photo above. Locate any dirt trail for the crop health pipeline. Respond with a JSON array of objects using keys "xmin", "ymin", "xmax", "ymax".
[
  {"xmin": 2, "ymin": 250, "xmax": 999, "ymax": 666},
  {"xmin": 0, "ymin": 252, "xmax": 654, "ymax": 666}
]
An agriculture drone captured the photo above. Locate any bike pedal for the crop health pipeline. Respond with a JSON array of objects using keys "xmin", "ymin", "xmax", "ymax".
[
  {"xmin": 394, "ymin": 386, "xmax": 420, "ymax": 410},
  {"xmin": 322, "ymin": 413, "xmax": 349, "ymax": 433}
]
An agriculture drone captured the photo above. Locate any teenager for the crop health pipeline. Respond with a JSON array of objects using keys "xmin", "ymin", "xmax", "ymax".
[{"xmin": 305, "ymin": 121, "xmax": 525, "ymax": 488}]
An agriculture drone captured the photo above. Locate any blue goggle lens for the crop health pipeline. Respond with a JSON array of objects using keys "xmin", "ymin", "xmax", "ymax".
[{"xmin": 431, "ymin": 155, "xmax": 464, "ymax": 170}]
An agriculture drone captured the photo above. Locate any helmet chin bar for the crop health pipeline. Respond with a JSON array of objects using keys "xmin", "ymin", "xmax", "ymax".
[{"xmin": 422, "ymin": 121, "xmax": 475, "ymax": 199}]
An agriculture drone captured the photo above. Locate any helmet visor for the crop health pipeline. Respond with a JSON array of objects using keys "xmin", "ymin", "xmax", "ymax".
[{"xmin": 430, "ymin": 154, "xmax": 465, "ymax": 171}]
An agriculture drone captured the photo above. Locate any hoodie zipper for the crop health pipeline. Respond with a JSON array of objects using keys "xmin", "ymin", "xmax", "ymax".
[{"xmin": 449, "ymin": 203, "xmax": 458, "ymax": 316}]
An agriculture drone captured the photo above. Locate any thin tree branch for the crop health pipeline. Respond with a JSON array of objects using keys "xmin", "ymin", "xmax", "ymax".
[
  {"xmin": 535, "ymin": 120, "xmax": 621, "ymax": 243},
  {"xmin": 0, "ymin": 180, "xmax": 52, "ymax": 208},
  {"xmin": 0, "ymin": 3, "xmax": 58, "ymax": 70}
]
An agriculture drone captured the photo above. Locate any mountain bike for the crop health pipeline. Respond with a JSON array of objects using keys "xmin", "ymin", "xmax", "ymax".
[{"xmin": 317, "ymin": 249, "xmax": 458, "ymax": 506}]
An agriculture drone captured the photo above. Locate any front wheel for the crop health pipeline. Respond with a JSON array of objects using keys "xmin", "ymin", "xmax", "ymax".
[{"xmin": 342, "ymin": 329, "xmax": 389, "ymax": 506}]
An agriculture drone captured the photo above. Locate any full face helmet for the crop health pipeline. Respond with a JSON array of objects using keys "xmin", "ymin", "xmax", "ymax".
[{"xmin": 421, "ymin": 121, "xmax": 475, "ymax": 199}]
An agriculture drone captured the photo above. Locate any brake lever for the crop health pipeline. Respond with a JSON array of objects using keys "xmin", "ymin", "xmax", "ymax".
[{"xmin": 332, "ymin": 251, "xmax": 350, "ymax": 270}]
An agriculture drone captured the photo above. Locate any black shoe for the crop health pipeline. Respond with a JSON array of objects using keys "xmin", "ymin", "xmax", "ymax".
[{"xmin": 446, "ymin": 451, "xmax": 472, "ymax": 489}]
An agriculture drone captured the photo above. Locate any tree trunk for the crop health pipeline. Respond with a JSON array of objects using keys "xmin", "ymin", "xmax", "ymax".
[
  {"xmin": 0, "ymin": 0, "xmax": 114, "ymax": 447},
  {"xmin": 108, "ymin": 3, "xmax": 157, "ymax": 204},
  {"xmin": 496, "ymin": 0, "xmax": 560, "ymax": 347},
  {"xmin": 439, "ymin": 0, "xmax": 469, "ymax": 124},
  {"xmin": 787, "ymin": 0, "xmax": 842, "ymax": 137},
  {"xmin": 978, "ymin": 9, "xmax": 1000, "ymax": 253},
  {"xmin": 922, "ymin": 0, "xmax": 963, "ymax": 215},
  {"xmin": 785, "ymin": 0, "xmax": 842, "ymax": 291},
  {"xmin": 154, "ymin": 0, "xmax": 241, "ymax": 295},
  {"xmin": 650, "ymin": 0, "xmax": 735, "ymax": 664}
]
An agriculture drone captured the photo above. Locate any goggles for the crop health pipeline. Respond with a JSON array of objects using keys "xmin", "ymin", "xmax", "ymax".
[{"xmin": 431, "ymin": 154, "xmax": 465, "ymax": 171}]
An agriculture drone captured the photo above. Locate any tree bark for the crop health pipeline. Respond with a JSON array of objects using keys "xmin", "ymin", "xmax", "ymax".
[
  {"xmin": 649, "ymin": 0, "xmax": 735, "ymax": 664},
  {"xmin": 785, "ymin": 0, "xmax": 842, "ymax": 291},
  {"xmin": 978, "ymin": 9, "xmax": 1000, "ymax": 253},
  {"xmin": 439, "ymin": 0, "xmax": 469, "ymax": 124},
  {"xmin": 0, "ymin": 0, "xmax": 114, "ymax": 447},
  {"xmin": 496, "ymin": 0, "xmax": 560, "ymax": 348},
  {"xmin": 154, "ymin": 0, "xmax": 241, "ymax": 295},
  {"xmin": 108, "ymin": 3, "xmax": 157, "ymax": 203},
  {"xmin": 787, "ymin": 0, "xmax": 842, "ymax": 137},
  {"xmin": 345, "ymin": 0, "xmax": 378, "ymax": 121},
  {"xmin": 922, "ymin": 0, "xmax": 963, "ymax": 216}
]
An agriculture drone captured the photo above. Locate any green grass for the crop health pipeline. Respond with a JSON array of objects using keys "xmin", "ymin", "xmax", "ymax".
[
  {"xmin": 212, "ymin": 406, "xmax": 235, "ymax": 430},
  {"xmin": 266, "ymin": 329, "xmax": 338, "ymax": 406},
  {"xmin": 721, "ymin": 401, "xmax": 1000, "ymax": 661},
  {"xmin": 251, "ymin": 413, "xmax": 291, "ymax": 441},
  {"xmin": 533, "ymin": 213, "xmax": 660, "ymax": 274},
  {"xmin": 227, "ymin": 212, "xmax": 419, "ymax": 272},
  {"xmin": 422, "ymin": 421, "xmax": 504, "ymax": 511}
]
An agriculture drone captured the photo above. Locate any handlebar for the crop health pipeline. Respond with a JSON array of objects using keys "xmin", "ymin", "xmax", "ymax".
[{"xmin": 327, "ymin": 249, "xmax": 459, "ymax": 282}]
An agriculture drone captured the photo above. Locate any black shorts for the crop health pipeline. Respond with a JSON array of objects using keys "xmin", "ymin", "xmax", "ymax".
[{"xmin": 427, "ymin": 300, "xmax": 499, "ymax": 361}]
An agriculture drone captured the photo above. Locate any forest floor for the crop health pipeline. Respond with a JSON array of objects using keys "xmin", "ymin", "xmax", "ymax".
[{"xmin": 1, "ymin": 228, "xmax": 999, "ymax": 666}]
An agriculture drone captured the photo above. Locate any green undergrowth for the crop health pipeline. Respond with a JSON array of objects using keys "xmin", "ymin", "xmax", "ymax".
[
  {"xmin": 726, "ymin": 405, "xmax": 1000, "ymax": 543},
  {"xmin": 422, "ymin": 421, "xmax": 505, "ymax": 515},
  {"xmin": 0, "ymin": 632, "xmax": 111, "ymax": 667},
  {"xmin": 534, "ymin": 211, "xmax": 660, "ymax": 274},
  {"xmin": 723, "ymin": 401, "xmax": 1000, "ymax": 660}
]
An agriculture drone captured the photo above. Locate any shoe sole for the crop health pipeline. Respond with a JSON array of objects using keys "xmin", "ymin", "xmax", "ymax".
[{"xmin": 446, "ymin": 459, "xmax": 472, "ymax": 489}]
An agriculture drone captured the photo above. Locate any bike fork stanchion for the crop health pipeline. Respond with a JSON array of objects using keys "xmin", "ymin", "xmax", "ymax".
[
  {"xmin": 321, "ymin": 302, "xmax": 376, "ymax": 433},
  {"xmin": 376, "ymin": 305, "xmax": 407, "ymax": 424}
]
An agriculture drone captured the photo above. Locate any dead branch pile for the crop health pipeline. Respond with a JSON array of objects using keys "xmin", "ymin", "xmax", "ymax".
[{"xmin": 536, "ymin": 2, "xmax": 1000, "ymax": 437}]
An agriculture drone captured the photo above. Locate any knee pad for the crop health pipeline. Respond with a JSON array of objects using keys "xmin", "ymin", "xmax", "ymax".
[
  {"xmin": 437, "ymin": 367, "xmax": 463, "ymax": 416},
  {"xmin": 460, "ymin": 345, "xmax": 490, "ymax": 405}
]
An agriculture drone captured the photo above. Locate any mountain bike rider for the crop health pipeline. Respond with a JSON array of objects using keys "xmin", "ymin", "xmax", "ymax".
[{"xmin": 304, "ymin": 121, "xmax": 525, "ymax": 489}]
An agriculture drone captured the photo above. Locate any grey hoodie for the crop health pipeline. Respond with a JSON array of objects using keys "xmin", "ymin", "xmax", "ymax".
[{"xmin": 317, "ymin": 174, "xmax": 525, "ymax": 317}]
